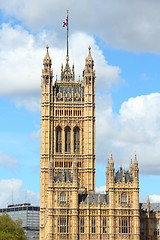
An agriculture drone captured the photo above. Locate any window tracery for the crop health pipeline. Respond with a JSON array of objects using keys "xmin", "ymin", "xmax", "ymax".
[
  {"xmin": 65, "ymin": 126, "xmax": 71, "ymax": 152},
  {"xmin": 74, "ymin": 127, "xmax": 80, "ymax": 153},
  {"xmin": 56, "ymin": 126, "xmax": 62, "ymax": 152}
]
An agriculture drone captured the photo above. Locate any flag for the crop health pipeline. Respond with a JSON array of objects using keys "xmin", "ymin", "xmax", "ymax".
[{"xmin": 62, "ymin": 15, "xmax": 68, "ymax": 27}]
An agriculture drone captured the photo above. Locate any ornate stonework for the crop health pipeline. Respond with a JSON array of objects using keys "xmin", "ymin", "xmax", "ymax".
[{"xmin": 40, "ymin": 45, "xmax": 160, "ymax": 240}]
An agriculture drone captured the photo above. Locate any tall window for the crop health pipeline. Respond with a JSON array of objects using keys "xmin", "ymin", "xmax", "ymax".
[
  {"xmin": 65, "ymin": 127, "xmax": 71, "ymax": 152},
  {"xmin": 80, "ymin": 218, "xmax": 84, "ymax": 233},
  {"xmin": 74, "ymin": 127, "xmax": 80, "ymax": 153},
  {"xmin": 103, "ymin": 217, "xmax": 107, "ymax": 233},
  {"xmin": 56, "ymin": 127, "xmax": 62, "ymax": 152},
  {"xmin": 140, "ymin": 221, "xmax": 144, "ymax": 235},
  {"xmin": 58, "ymin": 217, "xmax": 67, "ymax": 233},
  {"xmin": 92, "ymin": 218, "xmax": 96, "ymax": 233},
  {"xmin": 121, "ymin": 194, "xmax": 127, "ymax": 205},
  {"xmin": 119, "ymin": 217, "xmax": 130, "ymax": 234},
  {"xmin": 154, "ymin": 221, "xmax": 159, "ymax": 236},
  {"xmin": 60, "ymin": 193, "xmax": 66, "ymax": 203}
]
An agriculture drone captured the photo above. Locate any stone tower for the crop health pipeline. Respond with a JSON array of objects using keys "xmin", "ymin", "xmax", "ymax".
[
  {"xmin": 40, "ymin": 45, "xmax": 96, "ymax": 239},
  {"xmin": 106, "ymin": 154, "xmax": 140, "ymax": 239}
]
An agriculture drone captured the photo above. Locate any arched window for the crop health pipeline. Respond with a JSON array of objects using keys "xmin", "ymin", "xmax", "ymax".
[
  {"xmin": 65, "ymin": 127, "xmax": 71, "ymax": 152},
  {"xmin": 121, "ymin": 193, "xmax": 127, "ymax": 205},
  {"xmin": 119, "ymin": 217, "xmax": 130, "ymax": 233},
  {"xmin": 80, "ymin": 218, "xmax": 84, "ymax": 233},
  {"xmin": 103, "ymin": 217, "xmax": 107, "ymax": 233},
  {"xmin": 56, "ymin": 126, "xmax": 62, "ymax": 153},
  {"xmin": 74, "ymin": 127, "xmax": 80, "ymax": 153},
  {"xmin": 60, "ymin": 192, "xmax": 66, "ymax": 203},
  {"xmin": 91, "ymin": 218, "xmax": 96, "ymax": 233}
]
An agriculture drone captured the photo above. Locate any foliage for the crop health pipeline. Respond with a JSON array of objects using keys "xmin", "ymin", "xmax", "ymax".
[{"xmin": 0, "ymin": 213, "xmax": 27, "ymax": 240}]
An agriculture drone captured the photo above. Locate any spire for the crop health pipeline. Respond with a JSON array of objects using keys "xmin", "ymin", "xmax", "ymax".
[
  {"xmin": 83, "ymin": 45, "xmax": 95, "ymax": 85},
  {"xmin": 106, "ymin": 158, "xmax": 109, "ymax": 171},
  {"xmin": 42, "ymin": 44, "xmax": 53, "ymax": 86},
  {"xmin": 134, "ymin": 154, "xmax": 138, "ymax": 166},
  {"xmin": 43, "ymin": 44, "xmax": 52, "ymax": 77},
  {"xmin": 133, "ymin": 154, "xmax": 139, "ymax": 183},
  {"xmin": 109, "ymin": 154, "xmax": 114, "ymax": 184},
  {"xmin": 123, "ymin": 168, "xmax": 125, "ymax": 183},
  {"xmin": 147, "ymin": 195, "xmax": 150, "ymax": 213},
  {"xmin": 43, "ymin": 44, "xmax": 51, "ymax": 64},
  {"xmin": 45, "ymin": 44, "xmax": 50, "ymax": 59},
  {"xmin": 110, "ymin": 154, "xmax": 114, "ymax": 166},
  {"xmin": 88, "ymin": 45, "xmax": 91, "ymax": 56},
  {"xmin": 129, "ymin": 158, "xmax": 133, "ymax": 173},
  {"xmin": 61, "ymin": 56, "xmax": 75, "ymax": 82},
  {"xmin": 85, "ymin": 46, "xmax": 94, "ymax": 67}
]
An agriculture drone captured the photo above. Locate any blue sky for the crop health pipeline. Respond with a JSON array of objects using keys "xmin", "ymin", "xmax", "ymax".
[{"xmin": 0, "ymin": 0, "xmax": 160, "ymax": 206}]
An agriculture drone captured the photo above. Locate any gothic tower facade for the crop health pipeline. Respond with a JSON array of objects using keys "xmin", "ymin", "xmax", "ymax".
[
  {"xmin": 40, "ymin": 45, "xmax": 96, "ymax": 239},
  {"xmin": 40, "ymin": 44, "xmax": 160, "ymax": 240}
]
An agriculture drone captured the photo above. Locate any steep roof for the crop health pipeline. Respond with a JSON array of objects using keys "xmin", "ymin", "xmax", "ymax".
[
  {"xmin": 140, "ymin": 203, "xmax": 160, "ymax": 212},
  {"xmin": 115, "ymin": 167, "xmax": 133, "ymax": 183}
]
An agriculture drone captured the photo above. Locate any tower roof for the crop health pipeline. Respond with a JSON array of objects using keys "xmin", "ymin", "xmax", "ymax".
[
  {"xmin": 85, "ymin": 46, "xmax": 94, "ymax": 66},
  {"xmin": 43, "ymin": 44, "xmax": 52, "ymax": 66},
  {"xmin": 61, "ymin": 56, "xmax": 75, "ymax": 82}
]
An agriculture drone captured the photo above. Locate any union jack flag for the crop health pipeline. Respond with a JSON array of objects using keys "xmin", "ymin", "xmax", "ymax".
[{"xmin": 62, "ymin": 15, "xmax": 68, "ymax": 27}]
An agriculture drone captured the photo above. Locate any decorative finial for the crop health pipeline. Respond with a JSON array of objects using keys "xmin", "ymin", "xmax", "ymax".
[
  {"xmin": 88, "ymin": 45, "xmax": 91, "ymax": 55},
  {"xmin": 66, "ymin": 56, "xmax": 69, "ymax": 61},
  {"xmin": 43, "ymin": 44, "xmax": 51, "ymax": 62},
  {"xmin": 120, "ymin": 160, "xmax": 122, "ymax": 167},
  {"xmin": 67, "ymin": 9, "xmax": 69, "ymax": 13},
  {"xmin": 110, "ymin": 153, "xmax": 113, "ymax": 163}
]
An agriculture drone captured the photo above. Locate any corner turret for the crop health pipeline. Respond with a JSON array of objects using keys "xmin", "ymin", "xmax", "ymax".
[
  {"xmin": 83, "ymin": 46, "xmax": 95, "ymax": 85},
  {"xmin": 109, "ymin": 154, "xmax": 115, "ymax": 185},
  {"xmin": 133, "ymin": 154, "xmax": 139, "ymax": 183},
  {"xmin": 106, "ymin": 158, "xmax": 109, "ymax": 191},
  {"xmin": 42, "ymin": 45, "xmax": 53, "ymax": 86}
]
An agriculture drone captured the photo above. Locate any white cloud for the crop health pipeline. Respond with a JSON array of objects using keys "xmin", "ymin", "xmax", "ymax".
[
  {"xmin": 96, "ymin": 185, "xmax": 106, "ymax": 194},
  {"xmin": 140, "ymin": 194, "xmax": 160, "ymax": 203},
  {"xmin": 0, "ymin": 151, "xmax": 19, "ymax": 170},
  {"xmin": 0, "ymin": 179, "xmax": 40, "ymax": 208},
  {"xmin": 96, "ymin": 93, "xmax": 160, "ymax": 175},
  {"xmin": 1, "ymin": 0, "xmax": 160, "ymax": 53},
  {"xmin": 0, "ymin": 24, "xmax": 121, "ymax": 111},
  {"xmin": 149, "ymin": 194, "xmax": 160, "ymax": 203}
]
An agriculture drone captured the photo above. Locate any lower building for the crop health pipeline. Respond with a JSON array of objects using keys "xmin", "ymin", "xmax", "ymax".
[
  {"xmin": 43, "ymin": 155, "xmax": 160, "ymax": 239},
  {"xmin": 0, "ymin": 203, "xmax": 40, "ymax": 240}
]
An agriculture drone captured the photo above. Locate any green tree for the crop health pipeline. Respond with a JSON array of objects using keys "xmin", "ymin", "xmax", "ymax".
[{"xmin": 0, "ymin": 213, "xmax": 27, "ymax": 240}]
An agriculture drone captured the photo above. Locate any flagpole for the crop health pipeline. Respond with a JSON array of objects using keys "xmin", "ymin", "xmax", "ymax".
[{"xmin": 67, "ymin": 9, "xmax": 69, "ymax": 58}]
